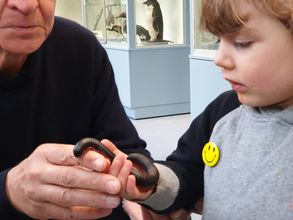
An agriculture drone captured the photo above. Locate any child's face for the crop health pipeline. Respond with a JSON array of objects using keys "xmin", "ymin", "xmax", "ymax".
[{"xmin": 214, "ymin": 1, "xmax": 293, "ymax": 109}]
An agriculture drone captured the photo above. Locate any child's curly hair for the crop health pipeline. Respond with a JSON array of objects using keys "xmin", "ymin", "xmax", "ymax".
[{"xmin": 200, "ymin": 0, "xmax": 293, "ymax": 36}]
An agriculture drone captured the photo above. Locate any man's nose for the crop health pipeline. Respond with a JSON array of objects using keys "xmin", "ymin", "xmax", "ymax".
[{"xmin": 6, "ymin": 0, "xmax": 39, "ymax": 15}]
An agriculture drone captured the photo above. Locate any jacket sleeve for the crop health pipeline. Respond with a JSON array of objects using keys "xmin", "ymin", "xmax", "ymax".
[
  {"xmin": 142, "ymin": 90, "xmax": 240, "ymax": 213},
  {"xmin": 0, "ymin": 169, "xmax": 10, "ymax": 213},
  {"xmin": 0, "ymin": 169, "xmax": 31, "ymax": 219}
]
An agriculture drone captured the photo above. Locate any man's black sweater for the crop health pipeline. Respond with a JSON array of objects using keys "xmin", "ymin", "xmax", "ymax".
[{"xmin": 0, "ymin": 17, "xmax": 147, "ymax": 219}]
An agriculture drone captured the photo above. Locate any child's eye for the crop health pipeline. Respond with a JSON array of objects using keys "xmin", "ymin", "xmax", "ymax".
[{"xmin": 234, "ymin": 41, "xmax": 253, "ymax": 49}]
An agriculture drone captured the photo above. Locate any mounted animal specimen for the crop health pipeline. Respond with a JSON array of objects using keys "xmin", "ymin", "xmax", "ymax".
[
  {"xmin": 114, "ymin": 12, "xmax": 151, "ymax": 41},
  {"xmin": 143, "ymin": 0, "xmax": 163, "ymax": 42}
]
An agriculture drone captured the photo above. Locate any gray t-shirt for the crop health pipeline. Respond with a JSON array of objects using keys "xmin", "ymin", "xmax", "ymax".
[{"xmin": 203, "ymin": 105, "xmax": 293, "ymax": 220}]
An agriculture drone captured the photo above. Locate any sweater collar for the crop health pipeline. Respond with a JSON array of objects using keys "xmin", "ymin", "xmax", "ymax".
[{"xmin": 244, "ymin": 105, "xmax": 293, "ymax": 125}]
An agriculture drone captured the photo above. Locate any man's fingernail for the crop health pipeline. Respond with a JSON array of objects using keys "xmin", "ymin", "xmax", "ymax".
[
  {"xmin": 106, "ymin": 180, "xmax": 120, "ymax": 194},
  {"xmin": 106, "ymin": 196, "xmax": 121, "ymax": 207},
  {"xmin": 93, "ymin": 158, "xmax": 105, "ymax": 171}
]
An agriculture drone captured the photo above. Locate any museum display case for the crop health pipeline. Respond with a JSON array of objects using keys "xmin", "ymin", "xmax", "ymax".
[
  {"xmin": 191, "ymin": 0, "xmax": 219, "ymax": 58},
  {"xmin": 102, "ymin": 0, "xmax": 191, "ymax": 118},
  {"xmin": 55, "ymin": 0, "xmax": 83, "ymax": 25},
  {"xmin": 56, "ymin": 0, "xmax": 191, "ymax": 119},
  {"xmin": 83, "ymin": 0, "xmax": 127, "ymax": 44},
  {"xmin": 189, "ymin": 0, "xmax": 229, "ymax": 118},
  {"xmin": 82, "ymin": 0, "xmax": 186, "ymax": 47}
]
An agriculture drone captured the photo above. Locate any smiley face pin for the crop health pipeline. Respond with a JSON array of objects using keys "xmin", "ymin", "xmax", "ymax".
[{"xmin": 202, "ymin": 142, "xmax": 220, "ymax": 167}]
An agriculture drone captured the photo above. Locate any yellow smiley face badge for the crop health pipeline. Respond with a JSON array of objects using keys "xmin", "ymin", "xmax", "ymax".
[{"xmin": 202, "ymin": 142, "xmax": 220, "ymax": 167}]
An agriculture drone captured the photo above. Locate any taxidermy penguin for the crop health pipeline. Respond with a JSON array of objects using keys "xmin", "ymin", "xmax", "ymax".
[{"xmin": 143, "ymin": 0, "xmax": 163, "ymax": 41}]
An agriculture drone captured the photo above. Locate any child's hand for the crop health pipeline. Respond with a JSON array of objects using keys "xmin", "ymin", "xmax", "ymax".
[{"xmin": 101, "ymin": 139, "xmax": 155, "ymax": 201}]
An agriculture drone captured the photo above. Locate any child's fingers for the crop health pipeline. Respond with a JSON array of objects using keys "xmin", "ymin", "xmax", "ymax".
[
  {"xmin": 100, "ymin": 139, "xmax": 126, "ymax": 155},
  {"xmin": 109, "ymin": 154, "xmax": 127, "ymax": 177},
  {"xmin": 125, "ymin": 175, "xmax": 154, "ymax": 200},
  {"xmin": 126, "ymin": 175, "xmax": 137, "ymax": 196},
  {"xmin": 108, "ymin": 155, "xmax": 134, "ymax": 197},
  {"xmin": 117, "ymin": 160, "xmax": 133, "ymax": 196}
]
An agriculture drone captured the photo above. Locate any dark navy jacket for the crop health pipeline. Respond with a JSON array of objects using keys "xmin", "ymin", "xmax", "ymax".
[{"xmin": 0, "ymin": 17, "xmax": 147, "ymax": 219}]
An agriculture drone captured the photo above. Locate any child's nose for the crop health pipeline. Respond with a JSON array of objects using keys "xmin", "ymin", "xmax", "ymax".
[{"xmin": 214, "ymin": 41, "xmax": 234, "ymax": 70}]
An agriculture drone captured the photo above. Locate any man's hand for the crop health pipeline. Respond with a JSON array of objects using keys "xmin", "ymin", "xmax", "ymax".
[{"xmin": 6, "ymin": 143, "xmax": 122, "ymax": 219}]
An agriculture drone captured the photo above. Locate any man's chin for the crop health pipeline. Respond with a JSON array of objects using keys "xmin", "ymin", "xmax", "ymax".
[{"xmin": 1, "ymin": 37, "xmax": 45, "ymax": 55}]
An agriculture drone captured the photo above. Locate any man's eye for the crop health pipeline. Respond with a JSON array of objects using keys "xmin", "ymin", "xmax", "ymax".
[{"xmin": 234, "ymin": 41, "xmax": 253, "ymax": 48}]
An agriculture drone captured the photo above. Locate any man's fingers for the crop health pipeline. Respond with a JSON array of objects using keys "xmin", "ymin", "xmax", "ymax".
[
  {"xmin": 43, "ymin": 142, "xmax": 114, "ymax": 172},
  {"xmin": 42, "ymin": 165, "xmax": 121, "ymax": 194},
  {"xmin": 78, "ymin": 150, "xmax": 110, "ymax": 172},
  {"xmin": 39, "ymin": 185, "xmax": 121, "ymax": 209},
  {"xmin": 41, "ymin": 144, "xmax": 79, "ymax": 166},
  {"xmin": 30, "ymin": 202, "xmax": 113, "ymax": 220}
]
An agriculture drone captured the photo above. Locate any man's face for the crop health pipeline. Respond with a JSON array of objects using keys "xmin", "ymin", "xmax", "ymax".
[{"xmin": 0, "ymin": 0, "xmax": 56, "ymax": 55}]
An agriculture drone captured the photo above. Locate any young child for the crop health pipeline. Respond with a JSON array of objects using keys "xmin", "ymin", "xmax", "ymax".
[{"xmin": 105, "ymin": 0, "xmax": 293, "ymax": 219}]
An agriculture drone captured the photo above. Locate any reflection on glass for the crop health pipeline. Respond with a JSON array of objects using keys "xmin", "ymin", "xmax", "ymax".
[
  {"xmin": 55, "ymin": 0, "xmax": 83, "ymax": 24},
  {"xmin": 198, "ymin": 31, "xmax": 219, "ymax": 50},
  {"xmin": 194, "ymin": 0, "xmax": 218, "ymax": 50},
  {"xmin": 84, "ymin": 0, "xmax": 127, "ymax": 43}
]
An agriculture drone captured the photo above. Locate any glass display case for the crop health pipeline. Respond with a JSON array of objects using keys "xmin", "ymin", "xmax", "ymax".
[
  {"xmin": 57, "ymin": 0, "xmax": 187, "ymax": 48},
  {"xmin": 55, "ymin": 0, "xmax": 83, "ymax": 25},
  {"xmin": 82, "ymin": 0, "xmax": 187, "ymax": 48},
  {"xmin": 189, "ymin": 0, "xmax": 229, "ymax": 119},
  {"xmin": 191, "ymin": 0, "xmax": 218, "ymax": 58},
  {"xmin": 83, "ymin": 0, "xmax": 127, "ymax": 44},
  {"xmin": 103, "ymin": 0, "xmax": 190, "ymax": 118},
  {"xmin": 56, "ymin": 0, "xmax": 191, "ymax": 119}
]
